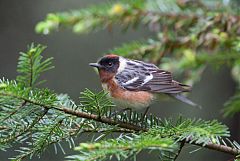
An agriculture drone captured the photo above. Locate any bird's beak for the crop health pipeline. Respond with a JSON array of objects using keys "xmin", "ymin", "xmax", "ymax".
[{"xmin": 89, "ymin": 63, "xmax": 102, "ymax": 68}]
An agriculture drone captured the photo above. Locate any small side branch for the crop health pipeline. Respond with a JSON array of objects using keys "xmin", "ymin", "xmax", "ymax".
[
  {"xmin": 190, "ymin": 141, "xmax": 240, "ymax": 156},
  {"xmin": 2, "ymin": 100, "xmax": 27, "ymax": 121},
  {"xmin": 174, "ymin": 140, "xmax": 185, "ymax": 161}
]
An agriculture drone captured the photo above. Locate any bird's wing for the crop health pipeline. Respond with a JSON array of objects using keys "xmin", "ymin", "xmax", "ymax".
[{"xmin": 115, "ymin": 60, "xmax": 190, "ymax": 94}]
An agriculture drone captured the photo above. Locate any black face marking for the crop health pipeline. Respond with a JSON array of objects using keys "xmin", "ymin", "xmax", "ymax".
[{"xmin": 98, "ymin": 56, "xmax": 120, "ymax": 73}]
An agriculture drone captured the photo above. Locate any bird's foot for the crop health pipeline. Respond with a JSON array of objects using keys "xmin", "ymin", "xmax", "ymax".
[
  {"xmin": 110, "ymin": 108, "xmax": 132, "ymax": 118},
  {"xmin": 140, "ymin": 106, "xmax": 151, "ymax": 126}
]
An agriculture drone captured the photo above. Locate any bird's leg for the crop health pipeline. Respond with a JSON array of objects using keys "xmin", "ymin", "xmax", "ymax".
[
  {"xmin": 110, "ymin": 108, "xmax": 131, "ymax": 117},
  {"xmin": 141, "ymin": 106, "xmax": 150, "ymax": 123}
]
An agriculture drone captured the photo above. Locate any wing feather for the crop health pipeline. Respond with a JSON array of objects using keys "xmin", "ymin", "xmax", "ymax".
[{"xmin": 115, "ymin": 60, "xmax": 191, "ymax": 94}]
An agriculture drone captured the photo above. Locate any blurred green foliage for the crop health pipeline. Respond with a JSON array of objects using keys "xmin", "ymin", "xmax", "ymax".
[{"xmin": 36, "ymin": 0, "xmax": 240, "ymax": 116}]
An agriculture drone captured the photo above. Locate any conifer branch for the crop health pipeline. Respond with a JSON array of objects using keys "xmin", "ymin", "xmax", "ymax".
[
  {"xmin": 0, "ymin": 92, "xmax": 239, "ymax": 157},
  {"xmin": 48, "ymin": 107, "xmax": 240, "ymax": 157}
]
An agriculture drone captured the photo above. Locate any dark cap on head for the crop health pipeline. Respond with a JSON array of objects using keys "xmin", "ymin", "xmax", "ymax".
[{"xmin": 89, "ymin": 54, "xmax": 120, "ymax": 73}]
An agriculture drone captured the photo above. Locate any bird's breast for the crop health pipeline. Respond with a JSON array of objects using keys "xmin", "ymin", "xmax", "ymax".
[{"xmin": 101, "ymin": 79, "xmax": 155, "ymax": 110}]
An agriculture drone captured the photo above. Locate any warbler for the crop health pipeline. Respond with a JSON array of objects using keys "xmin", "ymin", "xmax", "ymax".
[{"xmin": 89, "ymin": 54, "xmax": 201, "ymax": 115}]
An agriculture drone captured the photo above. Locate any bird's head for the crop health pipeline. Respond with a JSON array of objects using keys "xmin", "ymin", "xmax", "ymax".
[{"xmin": 89, "ymin": 54, "xmax": 121, "ymax": 82}]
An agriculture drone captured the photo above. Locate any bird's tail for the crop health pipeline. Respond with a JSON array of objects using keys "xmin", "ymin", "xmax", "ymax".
[{"xmin": 170, "ymin": 94, "xmax": 202, "ymax": 109}]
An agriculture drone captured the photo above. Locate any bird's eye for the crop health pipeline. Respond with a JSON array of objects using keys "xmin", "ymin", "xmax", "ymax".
[{"xmin": 108, "ymin": 62, "xmax": 113, "ymax": 67}]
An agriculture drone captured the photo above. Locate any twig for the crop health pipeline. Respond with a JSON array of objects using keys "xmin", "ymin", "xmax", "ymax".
[
  {"xmin": 73, "ymin": 128, "xmax": 133, "ymax": 133},
  {"xmin": 0, "ymin": 126, "xmax": 8, "ymax": 130},
  {"xmin": 61, "ymin": 107, "xmax": 146, "ymax": 132},
  {"xmin": 2, "ymin": 101, "xmax": 27, "ymax": 121},
  {"xmin": 174, "ymin": 140, "xmax": 185, "ymax": 161},
  {"xmin": 189, "ymin": 141, "xmax": 240, "ymax": 156}
]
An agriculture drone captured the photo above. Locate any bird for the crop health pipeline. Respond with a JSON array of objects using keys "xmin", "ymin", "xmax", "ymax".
[{"xmin": 89, "ymin": 54, "xmax": 201, "ymax": 117}]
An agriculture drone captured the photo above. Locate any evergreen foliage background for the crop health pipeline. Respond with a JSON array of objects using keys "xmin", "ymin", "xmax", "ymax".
[{"xmin": 0, "ymin": 0, "xmax": 240, "ymax": 161}]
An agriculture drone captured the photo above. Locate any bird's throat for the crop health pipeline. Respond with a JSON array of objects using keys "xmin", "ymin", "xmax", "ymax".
[{"xmin": 99, "ymin": 70, "xmax": 115, "ymax": 83}]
